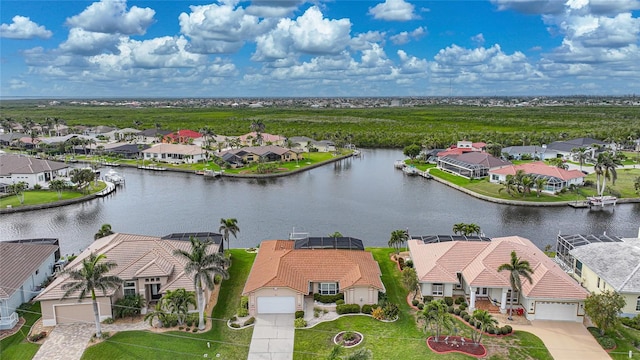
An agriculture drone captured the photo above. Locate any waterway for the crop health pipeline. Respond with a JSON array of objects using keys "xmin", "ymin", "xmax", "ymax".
[{"xmin": 1, "ymin": 149, "xmax": 638, "ymax": 256}]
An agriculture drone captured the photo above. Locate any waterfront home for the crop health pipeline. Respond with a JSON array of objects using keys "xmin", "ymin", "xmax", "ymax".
[
  {"xmin": 142, "ymin": 143, "xmax": 206, "ymax": 164},
  {"xmin": 238, "ymin": 132, "xmax": 286, "ymax": 146},
  {"xmin": 217, "ymin": 145, "xmax": 303, "ymax": 165},
  {"xmin": 242, "ymin": 238, "xmax": 384, "ymax": 315},
  {"xmin": 437, "ymin": 152, "xmax": 510, "ymax": 179},
  {"xmin": 288, "ymin": 137, "xmax": 336, "ymax": 153},
  {"xmin": 408, "ymin": 235, "xmax": 588, "ymax": 322},
  {"xmin": 0, "ymin": 133, "xmax": 25, "ymax": 147},
  {"xmin": 546, "ymin": 137, "xmax": 611, "ymax": 160},
  {"xmin": 488, "ymin": 161, "xmax": 585, "ymax": 192},
  {"xmin": 565, "ymin": 231, "xmax": 640, "ymax": 318},
  {"xmin": 501, "ymin": 145, "xmax": 558, "ymax": 160},
  {"xmin": 136, "ymin": 129, "xmax": 172, "ymax": 144},
  {"xmin": 163, "ymin": 129, "xmax": 203, "ymax": 144},
  {"xmin": 102, "ymin": 143, "xmax": 150, "ymax": 159},
  {"xmin": 84, "ymin": 125, "xmax": 116, "ymax": 137},
  {"xmin": 0, "ymin": 240, "xmax": 59, "ymax": 330},
  {"xmin": 102, "ymin": 128, "xmax": 141, "ymax": 142},
  {"xmin": 36, "ymin": 232, "xmax": 223, "ymax": 326},
  {"xmin": 0, "ymin": 154, "xmax": 70, "ymax": 189}
]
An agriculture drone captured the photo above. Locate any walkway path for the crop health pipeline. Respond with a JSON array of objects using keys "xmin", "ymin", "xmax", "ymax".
[
  {"xmin": 32, "ymin": 321, "xmax": 150, "ymax": 360},
  {"xmin": 247, "ymin": 314, "xmax": 295, "ymax": 360},
  {"xmin": 511, "ymin": 321, "xmax": 609, "ymax": 360}
]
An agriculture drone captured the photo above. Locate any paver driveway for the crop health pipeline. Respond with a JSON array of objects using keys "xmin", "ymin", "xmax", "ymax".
[
  {"xmin": 248, "ymin": 314, "xmax": 295, "ymax": 360},
  {"xmin": 511, "ymin": 321, "xmax": 609, "ymax": 360}
]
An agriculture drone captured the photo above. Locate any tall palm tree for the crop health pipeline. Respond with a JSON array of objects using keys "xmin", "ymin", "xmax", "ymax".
[
  {"xmin": 388, "ymin": 229, "xmax": 408, "ymax": 254},
  {"xmin": 61, "ymin": 253, "xmax": 123, "ymax": 337},
  {"xmin": 534, "ymin": 177, "xmax": 547, "ymax": 197},
  {"xmin": 571, "ymin": 147, "xmax": 589, "ymax": 171},
  {"xmin": 173, "ymin": 237, "xmax": 229, "ymax": 330},
  {"xmin": 595, "ymin": 151, "xmax": 622, "ymax": 196},
  {"xmin": 419, "ymin": 299, "xmax": 453, "ymax": 342},
  {"xmin": 163, "ymin": 288, "xmax": 196, "ymax": 325},
  {"xmin": 219, "ymin": 218, "xmax": 240, "ymax": 251},
  {"xmin": 471, "ymin": 309, "xmax": 498, "ymax": 344},
  {"xmin": 497, "ymin": 251, "xmax": 534, "ymax": 320}
]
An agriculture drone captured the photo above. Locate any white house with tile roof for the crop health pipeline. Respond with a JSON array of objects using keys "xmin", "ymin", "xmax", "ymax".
[
  {"xmin": 0, "ymin": 154, "xmax": 70, "ymax": 189},
  {"xmin": 409, "ymin": 236, "xmax": 589, "ymax": 322}
]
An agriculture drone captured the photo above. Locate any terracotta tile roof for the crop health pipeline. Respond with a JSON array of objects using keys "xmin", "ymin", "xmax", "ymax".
[
  {"xmin": 239, "ymin": 132, "xmax": 285, "ymax": 143},
  {"xmin": 409, "ymin": 236, "xmax": 588, "ymax": 300},
  {"xmin": 489, "ymin": 161, "xmax": 585, "ymax": 181},
  {"xmin": 243, "ymin": 240, "xmax": 384, "ymax": 295},
  {"xmin": 142, "ymin": 143, "xmax": 205, "ymax": 156},
  {"xmin": 36, "ymin": 233, "xmax": 220, "ymax": 301},
  {"xmin": 0, "ymin": 242, "xmax": 58, "ymax": 299}
]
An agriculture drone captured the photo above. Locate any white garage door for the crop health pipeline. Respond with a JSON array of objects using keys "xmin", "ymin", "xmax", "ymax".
[
  {"xmin": 55, "ymin": 303, "xmax": 94, "ymax": 324},
  {"xmin": 257, "ymin": 297, "xmax": 295, "ymax": 314},
  {"xmin": 535, "ymin": 301, "xmax": 578, "ymax": 321}
]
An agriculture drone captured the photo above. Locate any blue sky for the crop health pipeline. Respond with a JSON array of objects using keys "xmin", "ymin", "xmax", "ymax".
[{"xmin": 1, "ymin": 0, "xmax": 639, "ymax": 98}]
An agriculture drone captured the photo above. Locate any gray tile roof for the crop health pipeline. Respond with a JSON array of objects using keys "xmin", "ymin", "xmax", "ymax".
[
  {"xmin": 570, "ymin": 240, "xmax": 640, "ymax": 293},
  {"xmin": 0, "ymin": 242, "xmax": 58, "ymax": 299},
  {"xmin": 0, "ymin": 154, "xmax": 69, "ymax": 176}
]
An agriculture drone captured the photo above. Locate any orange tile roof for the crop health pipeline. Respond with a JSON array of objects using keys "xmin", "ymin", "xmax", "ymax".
[
  {"xmin": 243, "ymin": 240, "xmax": 384, "ymax": 295},
  {"xmin": 489, "ymin": 161, "xmax": 585, "ymax": 181},
  {"xmin": 409, "ymin": 236, "xmax": 588, "ymax": 300}
]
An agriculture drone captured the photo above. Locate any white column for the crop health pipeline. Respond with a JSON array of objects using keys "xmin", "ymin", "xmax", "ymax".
[
  {"xmin": 500, "ymin": 288, "xmax": 508, "ymax": 314},
  {"xmin": 469, "ymin": 287, "xmax": 476, "ymax": 311}
]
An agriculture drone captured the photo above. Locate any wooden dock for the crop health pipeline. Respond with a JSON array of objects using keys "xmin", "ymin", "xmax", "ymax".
[{"xmin": 568, "ymin": 201, "xmax": 589, "ymax": 208}]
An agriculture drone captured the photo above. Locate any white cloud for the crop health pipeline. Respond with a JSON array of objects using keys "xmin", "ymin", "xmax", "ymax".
[
  {"xmin": 0, "ymin": 16, "xmax": 52, "ymax": 39},
  {"xmin": 471, "ymin": 33, "xmax": 485, "ymax": 47},
  {"xmin": 397, "ymin": 50, "xmax": 428, "ymax": 74},
  {"xmin": 66, "ymin": 0, "xmax": 155, "ymax": 35},
  {"xmin": 350, "ymin": 31, "xmax": 386, "ymax": 51},
  {"xmin": 9, "ymin": 79, "xmax": 28, "ymax": 89},
  {"xmin": 390, "ymin": 26, "xmax": 426, "ymax": 45},
  {"xmin": 588, "ymin": 0, "xmax": 640, "ymax": 15},
  {"xmin": 245, "ymin": 0, "xmax": 304, "ymax": 18},
  {"xmin": 179, "ymin": 2, "xmax": 273, "ymax": 54},
  {"xmin": 369, "ymin": 0, "xmax": 419, "ymax": 21},
  {"xmin": 253, "ymin": 6, "xmax": 351, "ymax": 61},
  {"xmin": 59, "ymin": 28, "xmax": 122, "ymax": 56}
]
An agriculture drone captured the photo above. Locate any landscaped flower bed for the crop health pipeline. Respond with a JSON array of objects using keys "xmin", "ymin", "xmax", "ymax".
[
  {"xmin": 334, "ymin": 331, "xmax": 364, "ymax": 348},
  {"xmin": 426, "ymin": 336, "xmax": 486, "ymax": 357}
]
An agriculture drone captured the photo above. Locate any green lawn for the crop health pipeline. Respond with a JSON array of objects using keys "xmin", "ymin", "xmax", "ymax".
[
  {"xmin": 294, "ymin": 248, "xmax": 552, "ymax": 359},
  {"xmin": 0, "ymin": 302, "xmax": 42, "ymax": 359},
  {"xmin": 403, "ymin": 159, "xmax": 437, "ymax": 171},
  {"xmin": 81, "ymin": 249, "xmax": 256, "ymax": 360},
  {"xmin": 590, "ymin": 325, "xmax": 640, "ymax": 360},
  {"xmin": 0, "ymin": 181, "xmax": 106, "ymax": 208}
]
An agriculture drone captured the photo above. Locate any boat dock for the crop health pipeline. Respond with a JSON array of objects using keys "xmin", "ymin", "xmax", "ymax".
[
  {"xmin": 96, "ymin": 181, "xmax": 116, "ymax": 197},
  {"xmin": 138, "ymin": 164, "xmax": 167, "ymax": 171},
  {"xmin": 568, "ymin": 201, "xmax": 589, "ymax": 208},
  {"xmin": 587, "ymin": 196, "xmax": 617, "ymax": 208},
  {"xmin": 197, "ymin": 169, "xmax": 223, "ymax": 178},
  {"xmin": 396, "ymin": 160, "xmax": 432, "ymax": 179}
]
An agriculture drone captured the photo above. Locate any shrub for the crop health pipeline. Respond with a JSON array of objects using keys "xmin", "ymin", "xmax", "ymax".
[
  {"xmin": 504, "ymin": 325, "xmax": 512, "ymax": 333},
  {"xmin": 314, "ymin": 293, "xmax": 344, "ymax": 304},
  {"xmin": 186, "ymin": 320, "xmax": 193, "ymax": 327},
  {"xmin": 336, "ymin": 304, "xmax": 361, "ymax": 315},
  {"xmin": 500, "ymin": 326, "xmax": 511, "ymax": 335},
  {"xmin": 461, "ymin": 302, "xmax": 468, "ymax": 307},
  {"xmin": 371, "ymin": 307, "xmax": 385, "ymax": 320},
  {"xmin": 384, "ymin": 303, "xmax": 399, "ymax": 320},
  {"xmin": 460, "ymin": 311, "xmax": 468, "ymax": 318},
  {"xmin": 487, "ymin": 327, "xmax": 495, "ymax": 335},
  {"xmin": 314, "ymin": 308, "xmax": 321, "ymax": 318},
  {"xmin": 294, "ymin": 318, "xmax": 307, "ymax": 328},
  {"xmin": 454, "ymin": 308, "xmax": 461, "ymax": 315},
  {"xmin": 237, "ymin": 307, "xmax": 249, "ymax": 317},
  {"xmin": 463, "ymin": 314, "xmax": 471, "ymax": 322},
  {"xmin": 243, "ymin": 317, "xmax": 255, "ymax": 326},
  {"xmin": 378, "ymin": 292, "xmax": 388, "ymax": 305},
  {"xmin": 444, "ymin": 297, "xmax": 454, "ymax": 306},
  {"xmin": 295, "ymin": 310, "xmax": 305, "ymax": 319},
  {"xmin": 102, "ymin": 317, "xmax": 114, "ymax": 324},
  {"xmin": 417, "ymin": 303, "xmax": 424, "ymax": 310},
  {"xmin": 230, "ymin": 316, "xmax": 237, "ymax": 322},
  {"xmin": 412, "ymin": 299, "xmax": 419, "ymax": 306},
  {"xmin": 455, "ymin": 297, "xmax": 464, "ymax": 305},
  {"xmin": 29, "ymin": 332, "xmax": 47, "ymax": 342},
  {"xmin": 178, "ymin": 326, "xmax": 184, "ymax": 330},
  {"xmin": 397, "ymin": 257, "xmax": 405, "ymax": 269},
  {"xmin": 361, "ymin": 304, "xmax": 373, "ymax": 315},
  {"xmin": 404, "ymin": 260, "xmax": 414, "ymax": 268},
  {"xmin": 342, "ymin": 331, "xmax": 355, "ymax": 341},
  {"xmin": 423, "ymin": 296, "xmax": 434, "ymax": 303},
  {"xmin": 185, "ymin": 327, "xmax": 191, "ymax": 331},
  {"xmin": 113, "ymin": 294, "xmax": 144, "ymax": 319},
  {"xmin": 336, "ymin": 299, "xmax": 345, "ymax": 305},
  {"xmin": 597, "ymin": 337, "xmax": 616, "ymax": 349},
  {"xmin": 459, "ymin": 304, "xmax": 467, "ymax": 311},
  {"xmin": 475, "ymin": 321, "xmax": 482, "ymax": 329},
  {"xmin": 230, "ymin": 323, "xmax": 240, "ymax": 328},
  {"xmin": 214, "ymin": 274, "xmax": 222, "ymax": 285},
  {"xmin": 447, "ymin": 306, "xmax": 454, "ymax": 313},
  {"xmin": 192, "ymin": 328, "xmax": 198, "ymax": 333}
]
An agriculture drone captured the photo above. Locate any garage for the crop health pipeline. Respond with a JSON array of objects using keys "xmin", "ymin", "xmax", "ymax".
[
  {"xmin": 54, "ymin": 303, "xmax": 94, "ymax": 324},
  {"xmin": 257, "ymin": 297, "xmax": 295, "ymax": 314},
  {"xmin": 535, "ymin": 301, "xmax": 578, "ymax": 321}
]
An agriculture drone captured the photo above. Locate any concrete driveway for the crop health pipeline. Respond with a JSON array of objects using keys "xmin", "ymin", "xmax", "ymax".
[
  {"xmin": 511, "ymin": 321, "xmax": 609, "ymax": 360},
  {"xmin": 248, "ymin": 314, "xmax": 295, "ymax": 360}
]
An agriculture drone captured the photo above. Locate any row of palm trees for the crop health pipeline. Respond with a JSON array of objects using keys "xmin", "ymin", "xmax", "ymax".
[
  {"xmin": 499, "ymin": 170, "xmax": 549, "ymax": 198},
  {"xmin": 62, "ymin": 218, "xmax": 241, "ymax": 337}
]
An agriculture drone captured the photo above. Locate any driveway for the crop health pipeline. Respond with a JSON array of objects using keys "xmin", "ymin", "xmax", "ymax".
[
  {"xmin": 248, "ymin": 314, "xmax": 295, "ymax": 360},
  {"xmin": 511, "ymin": 321, "xmax": 609, "ymax": 360},
  {"xmin": 32, "ymin": 323, "xmax": 93, "ymax": 360}
]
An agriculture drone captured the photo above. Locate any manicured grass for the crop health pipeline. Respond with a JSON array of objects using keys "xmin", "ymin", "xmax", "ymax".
[
  {"xmin": 0, "ymin": 182, "xmax": 107, "ymax": 208},
  {"xmin": 403, "ymin": 159, "xmax": 437, "ymax": 171},
  {"xmin": 0, "ymin": 302, "xmax": 42, "ymax": 359},
  {"xmin": 81, "ymin": 249, "xmax": 256, "ymax": 360},
  {"xmin": 589, "ymin": 325, "xmax": 640, "ymax": 359},
  {"xmin": 294, "ymin": 248, "xmax": 552, "ymax": 359}
]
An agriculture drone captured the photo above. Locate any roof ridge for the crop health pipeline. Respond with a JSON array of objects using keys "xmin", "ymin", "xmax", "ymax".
[{"xmin": 617, "ymin": 260, "xmax": 640, "ymax": 292}]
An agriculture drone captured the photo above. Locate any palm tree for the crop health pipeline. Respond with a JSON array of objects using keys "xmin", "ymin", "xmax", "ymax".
[
  {"xmin": 419, "ymin": 299, "xmax": 453, "ymax": 342},
  {"xmin": 144, "ymin": 301, "xmax": 168, "ymax": 327},
  {"xmin": 452, "ymin": 223, "xmax": 465, "ymax": 235},
  {"xmin": 163, "ymin": 288, "xmax": 196, "ymax": 325},
  {"xmin": 464, "ymin": 223, "xmax": 482, "ymax": 236},
  {"xmin": 94, "ymin": 224, "xmax": 114, "ymax": 240},
  {"xmin": 498, "ymin": 174, "xmax": 517, "ymax": 197},
  {"xmin": 388, "ymin": 229, "xmax": 408, "ymax": 254},
  {"xmin": 534, "ymin": 177, "xmax": 547, "ymax": 197},
  {"xmin": 572, "ymin": 147, "xmax": 589, "ymax": 171},
  {"xmin": 49, "ymin": 179, "xmax": 68, "ymax": 199},
  {"xmin": 471, "ymin": 309, "xmax": 498, "ymax": 344},
  {"xmin": 61, "ymin": 253, "xmax": 123, "ymax": 337},
  {"xmin": 173, "ymin": 237, "xmax": 229, "ymax": 330},
  {"xmin": 595, "ymin": 151, "xmax": 622, "ymax": 196},
  {"xmin": 634, "ymin": 176, "xmax": 640, "ymax": 194},
  {"xmin": 497, "ymin": 251, "xmax": 534, "ymax": 320},
  {"xmin": 219, "ymin": 218, "xmax": 240, "ymax": 252}
]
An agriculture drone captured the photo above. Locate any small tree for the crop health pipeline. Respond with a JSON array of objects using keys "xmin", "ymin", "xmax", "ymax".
[
  {"xmin": 403, "ymin": 144, "xmax": 421, "ymax": 160},
  {"xmin": 328, "ymin": 232, "xmax": 343, "ymax": 238},
  {"xmin": 471, "ymin": 309, "xmax": 498, "ymax": 344},
  {"xmin": 388, "ymin": 229, "xmax": 409, "ymax": 254},
  {"xmin": 402, "ymin": 267, "xmax": 420, "ymax": 300},
  {"xmin": 8, "ymin": 181, "xmax": 28, "ymax": 204},
  {"xmin": 584, "ymin": 290, "xmax": 626, "ymax": 336},
  {"xmin": 49, "ymin": 179, "xmax": 68, "ymax": 199},
  {"xmin": 419, "ymin": 300, "xmax": 453, "ymax": 342},
  {"xmin": 163, "ymin": 288, "xmax": 196, "ymax": 325}
]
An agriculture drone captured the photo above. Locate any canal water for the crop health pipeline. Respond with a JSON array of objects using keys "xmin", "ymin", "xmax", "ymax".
[{"xmin": 1, "ymin": 149, "xmax": 638, "ymax": 256}]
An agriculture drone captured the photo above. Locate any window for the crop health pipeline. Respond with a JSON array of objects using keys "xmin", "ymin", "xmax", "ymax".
[
  {"xmin": 319, "ymin": 283, "xmax": 339, "ymax": 295},
  {"xmin": 597, "ymin": 277, "xmax": 601, "ymax": 288},
  {"xmin": 506, "ymin": 290, "xmax": 519, "ymax": 303},
  {"xmin": 575, "ymin": 260, "xmax": 583, "ymax": 277},
  {"xmin": 636, "ymin": 297, "xmax": 640, "ymax": 312},
  {"xmin": 123, "ymin": 281, "xmax": 136, "ymax": 296},
  {"xmin": 475, "ymin": 287, "xmax": 488, "ymax": 296},
  {"xmin": 432, "ymin": 283, "xmax": 444, "ymax": 296}
]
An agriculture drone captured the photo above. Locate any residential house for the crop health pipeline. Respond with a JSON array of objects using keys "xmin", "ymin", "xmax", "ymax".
[
  {"xmin": 242, "ymin": 238, "xmax": 384, "ymax": 315},
  {"xmin": 501, "ymin": 146, "xmax": 559, "ymax": 160},
  {"xmin": 102, "ymin": 128, "xmax": 141, "ymax": 142},
  {"xmin": 0, "ymin": 133, "xmax": 25, "ymax": 147},
  {"xmin": 36, "ymin": 232, "xmax": 223, "ymax": 326},
  {"xmin": 102, "ymin": 143, "xmax": 150, "ymax": 159},
  {"xmin": 288, "ymin": 136, "xmax": 314, "ymax": 151},
  {"xmin": 408, "ymin": 235, "xmax": 588, "ymax": 322},
  {"xmin": 217, "ymin": 145, "xmax": 303, "ymax": 165},
  {"xmin": 84, "ymin": 126, "xmax": 116, "ymax": 137},
  {"xmin": 136, "ymin": 129, "xmax": 172, "ymax": 144},
  {"xmin": 164, "ymin": 130, "xmax": 202, "ymax": 144},
  {"xmin": 288, "ymin": 137, "xmax": 335, "ymax": 153},
  {"xmin": 567, "ymin": 231, "xmax": 640, "ymax": 318},
  {"xmin": 489, "ymin": 161, "xmax": 585, "ymax": 193},
  {"xmin": 437, "ymin": 152, "xmax": 511, "ymax": 178},
  {"xmin": 546, "ymin": 137, "xmax": 610, "ymax": 160},
  {"xmin": 0, "ymin": 240, "xmax": 59, "ymax": 329},
  {"xmin": 238, "ymin": 132, "xmax": 286, "ymax": 146},
  {"xmin": 142, "ymin": 143, "xmax": 207, "ymax": 164},
  {"xmin": 0, "ymin": 154, "xmax": 70, "ymax": 189}
]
